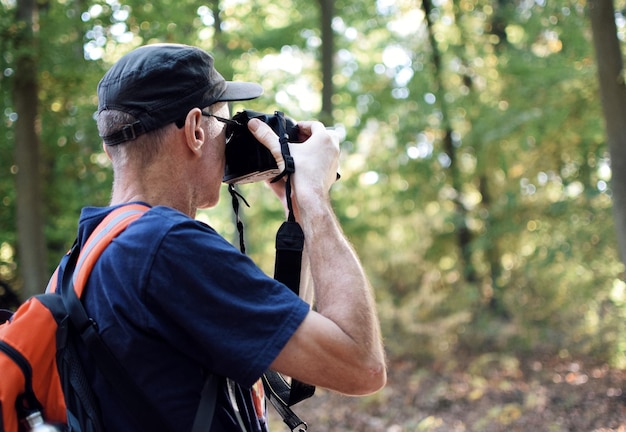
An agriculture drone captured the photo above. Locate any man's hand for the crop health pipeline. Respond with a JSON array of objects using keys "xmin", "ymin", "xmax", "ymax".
[{"xmin": 247, "ymin": 118, "xmax": 339, "ymax": 215}]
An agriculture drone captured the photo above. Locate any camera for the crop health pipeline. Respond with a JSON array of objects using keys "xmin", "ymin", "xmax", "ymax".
[{"xmin": 223, "ymin": 110, "xmax": 299, "ymax": 184}]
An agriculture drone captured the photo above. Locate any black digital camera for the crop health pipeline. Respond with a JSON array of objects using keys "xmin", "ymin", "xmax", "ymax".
[{"xmin": 223, "ymin": 110, "xmax": 299, "ymax": 184}]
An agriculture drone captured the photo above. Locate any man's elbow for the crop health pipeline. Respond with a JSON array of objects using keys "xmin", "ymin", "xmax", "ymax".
[
  {"xmin": 362, "ymin": 361, "xmax": 387, "ymax": 394},
  {"xmin": 344, "ymin": 360, "xmax": 387, "ymax": 396}
]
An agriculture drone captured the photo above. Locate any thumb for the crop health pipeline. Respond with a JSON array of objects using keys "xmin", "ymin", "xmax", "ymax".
[{"xmin": 248, "ymin": 118, "xmax": 285, "ymax": 172}]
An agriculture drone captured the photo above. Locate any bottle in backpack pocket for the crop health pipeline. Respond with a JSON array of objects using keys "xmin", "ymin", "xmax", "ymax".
[{"xmin": 23, "ymin": 412, "xmax": 62, "ymax": 432}]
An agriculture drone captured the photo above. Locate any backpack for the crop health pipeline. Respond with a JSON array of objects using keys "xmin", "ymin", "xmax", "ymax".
[{"xmin": 0, "ymin": 204, "xmax": 217, "ymax": 432}]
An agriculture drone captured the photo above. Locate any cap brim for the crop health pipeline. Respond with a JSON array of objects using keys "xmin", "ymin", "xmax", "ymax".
[{"xmin": 218, "ymin": 82, "xmax": 264, "ymax": 102}]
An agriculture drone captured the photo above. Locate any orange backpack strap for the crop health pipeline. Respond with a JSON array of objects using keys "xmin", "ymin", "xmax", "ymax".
[
  {"xmin": 72, "ymin": 203, "xmax": 149, "ymax": 297},
  {"xmin": 46, "ymin": 204, "xmax": 149, "ymax": 295}
]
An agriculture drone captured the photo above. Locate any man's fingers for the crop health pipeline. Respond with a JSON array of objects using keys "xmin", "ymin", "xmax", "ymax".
[
  {"xmin": 294, "ymin": 121, "xmax": 326, "ymax": 141},
  {"xmin": 248, "ymin": 118, "xmax": 285, "ymax": 172}
]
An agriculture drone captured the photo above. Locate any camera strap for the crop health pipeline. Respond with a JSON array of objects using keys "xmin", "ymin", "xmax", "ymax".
[
  {"xmin": 228, "ymin": 184, "xmax": 250, "ymax": 254},
  {"xmin": 227, "ymin": 112, "xmax": 315, "ymax": 431},
  {"xmin": 271, "ymin": 111, "xmax": 303, "ymax": 294},
  {"xmin": 267, "ymin": 113, "xmax": 316, "ymax": 431}
]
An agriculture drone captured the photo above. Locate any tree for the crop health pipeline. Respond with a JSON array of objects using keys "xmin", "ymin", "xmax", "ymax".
[
  {"xmin": 318, "ymin": 0, "xmax": 334, "ymax": 125},
  {"xmin": 12, "ymin": 0, "xmax": 47, "ymax": 298},
  {"xmin": 589, "ymin": 0, "xmax": 626, "ymax": 267}
]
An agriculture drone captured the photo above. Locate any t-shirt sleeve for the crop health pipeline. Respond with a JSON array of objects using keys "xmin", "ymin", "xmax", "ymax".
[{"xmin": 142, "ymin": 218, "xmax": 310, "ymax": 388}]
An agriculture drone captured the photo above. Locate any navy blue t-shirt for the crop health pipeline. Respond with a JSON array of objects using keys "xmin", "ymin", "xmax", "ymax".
[{"xmin": 66, "ymin": 203, "xmax": 310, "ymax": 431}]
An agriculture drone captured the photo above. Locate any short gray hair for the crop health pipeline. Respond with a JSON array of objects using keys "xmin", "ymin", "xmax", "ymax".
[{"xmin": 97, "ymin": 110, "xmax": 168, "ymax": 168}]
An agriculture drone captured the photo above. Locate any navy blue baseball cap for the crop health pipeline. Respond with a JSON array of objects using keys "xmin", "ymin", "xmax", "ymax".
[{"xmin": 97, "ymin": 43, "xmax": 263, "ymax": 145}]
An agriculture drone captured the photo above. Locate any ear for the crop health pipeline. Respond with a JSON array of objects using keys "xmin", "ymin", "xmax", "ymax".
[
  {"xmin": 102, "ymin": 141, "xmax": 112, "ymax": 160},
  {"xmin": 183, "ymin": 108, "xmax": 205, "ymax": 156}
]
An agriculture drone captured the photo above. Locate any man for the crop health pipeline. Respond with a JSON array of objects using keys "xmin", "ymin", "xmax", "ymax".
[{"xmin": 76, "ymin": 43, "xmax": 385, "ymax": 431}]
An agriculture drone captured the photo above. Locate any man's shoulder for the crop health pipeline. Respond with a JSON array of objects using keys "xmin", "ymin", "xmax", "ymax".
[
  {"xmin": 79, "ymin": 203, "xmax": 210, "ymax": 232},
  {"xmin": 140, "ymin": 206, "xmax": 219, "ymax": 237},
  {"xmin": 79, "ymin": 202, "xmax": 231, "ymax": 258}
]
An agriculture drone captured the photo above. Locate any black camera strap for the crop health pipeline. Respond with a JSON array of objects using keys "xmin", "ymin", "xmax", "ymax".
[
  {"xmin": 227, "ymin": 112, "xmax": 314, "ymax": 431},
  {"xmin": 269, "ymin": 111, "xmax": 296, "ymax": 186},
  {"xmin": 271, "ymin": 111, "xmax": 302, "ymax": 291},
  {"xmin": 270, "ymin": 111, "xmax": 316, "ymax": 409},
  {"xmin": 228, "ymin": 184, "xmax": 250, "ymax": 254}
]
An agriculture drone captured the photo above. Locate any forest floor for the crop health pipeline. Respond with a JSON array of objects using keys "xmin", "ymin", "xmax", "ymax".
[{"xmin": 279, "ymin": 353, "xmax": 626, "ymax": 432}]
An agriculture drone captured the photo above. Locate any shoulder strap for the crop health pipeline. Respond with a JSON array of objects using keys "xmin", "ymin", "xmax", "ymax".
[
  {"xmin": 191, "ymin": 374, "xmax": 218, "ymax": 432},
  {"xmin": 61, "ymin": 204, "xmax": 216, "ymax": 432},
  {"xmin": 45, "ymin": 203, "xmax": 149, "ymax": 295},
  {"xmin": 72, "ymin": 203, "xmax": 149, "ymax": 297}
]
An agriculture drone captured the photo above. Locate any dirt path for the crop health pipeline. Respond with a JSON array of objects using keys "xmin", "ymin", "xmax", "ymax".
[{"xmin": 277, "ymin": 354, "xmax": 626, "ymax": 431}]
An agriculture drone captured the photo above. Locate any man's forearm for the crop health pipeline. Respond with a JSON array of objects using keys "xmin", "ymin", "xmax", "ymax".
[{"xmin": 299, "ymin": 197, "xmax": 384, "ymax": 363}]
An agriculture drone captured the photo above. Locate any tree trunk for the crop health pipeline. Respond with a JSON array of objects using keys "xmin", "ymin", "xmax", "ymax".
[
  {"xmin": 13, "ymin": 0, "xmax": 47, "ymax": 299},
  {"xmin": 318, "ymin": 0, "xmax": 334, "ymax": 125},
  {"xmin": 422, "ymin": 0, "xmax": 476, "ymax": 283},
  {"xmin": 210, "ymin": 0, "xmax": 225, "ymax": 53},
  {"xmin": 588, "ymin": 0, "xmax": 626, "ymax": 265}
]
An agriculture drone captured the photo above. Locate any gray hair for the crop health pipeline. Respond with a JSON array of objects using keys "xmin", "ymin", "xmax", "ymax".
[{"xmin": 97, "ymin": 110, "xmax": 169, "ymax": 169}]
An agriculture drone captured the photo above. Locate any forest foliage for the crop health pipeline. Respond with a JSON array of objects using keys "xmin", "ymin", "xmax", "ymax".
[{"xmin": 2, "ymin": 0, "xmax": 626, "ymax": 367}]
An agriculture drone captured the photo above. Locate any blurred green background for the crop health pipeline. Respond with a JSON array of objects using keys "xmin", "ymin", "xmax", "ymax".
[{"xmin": 2, "ymin": 0, "xmax": 626, "ymax": 371}]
